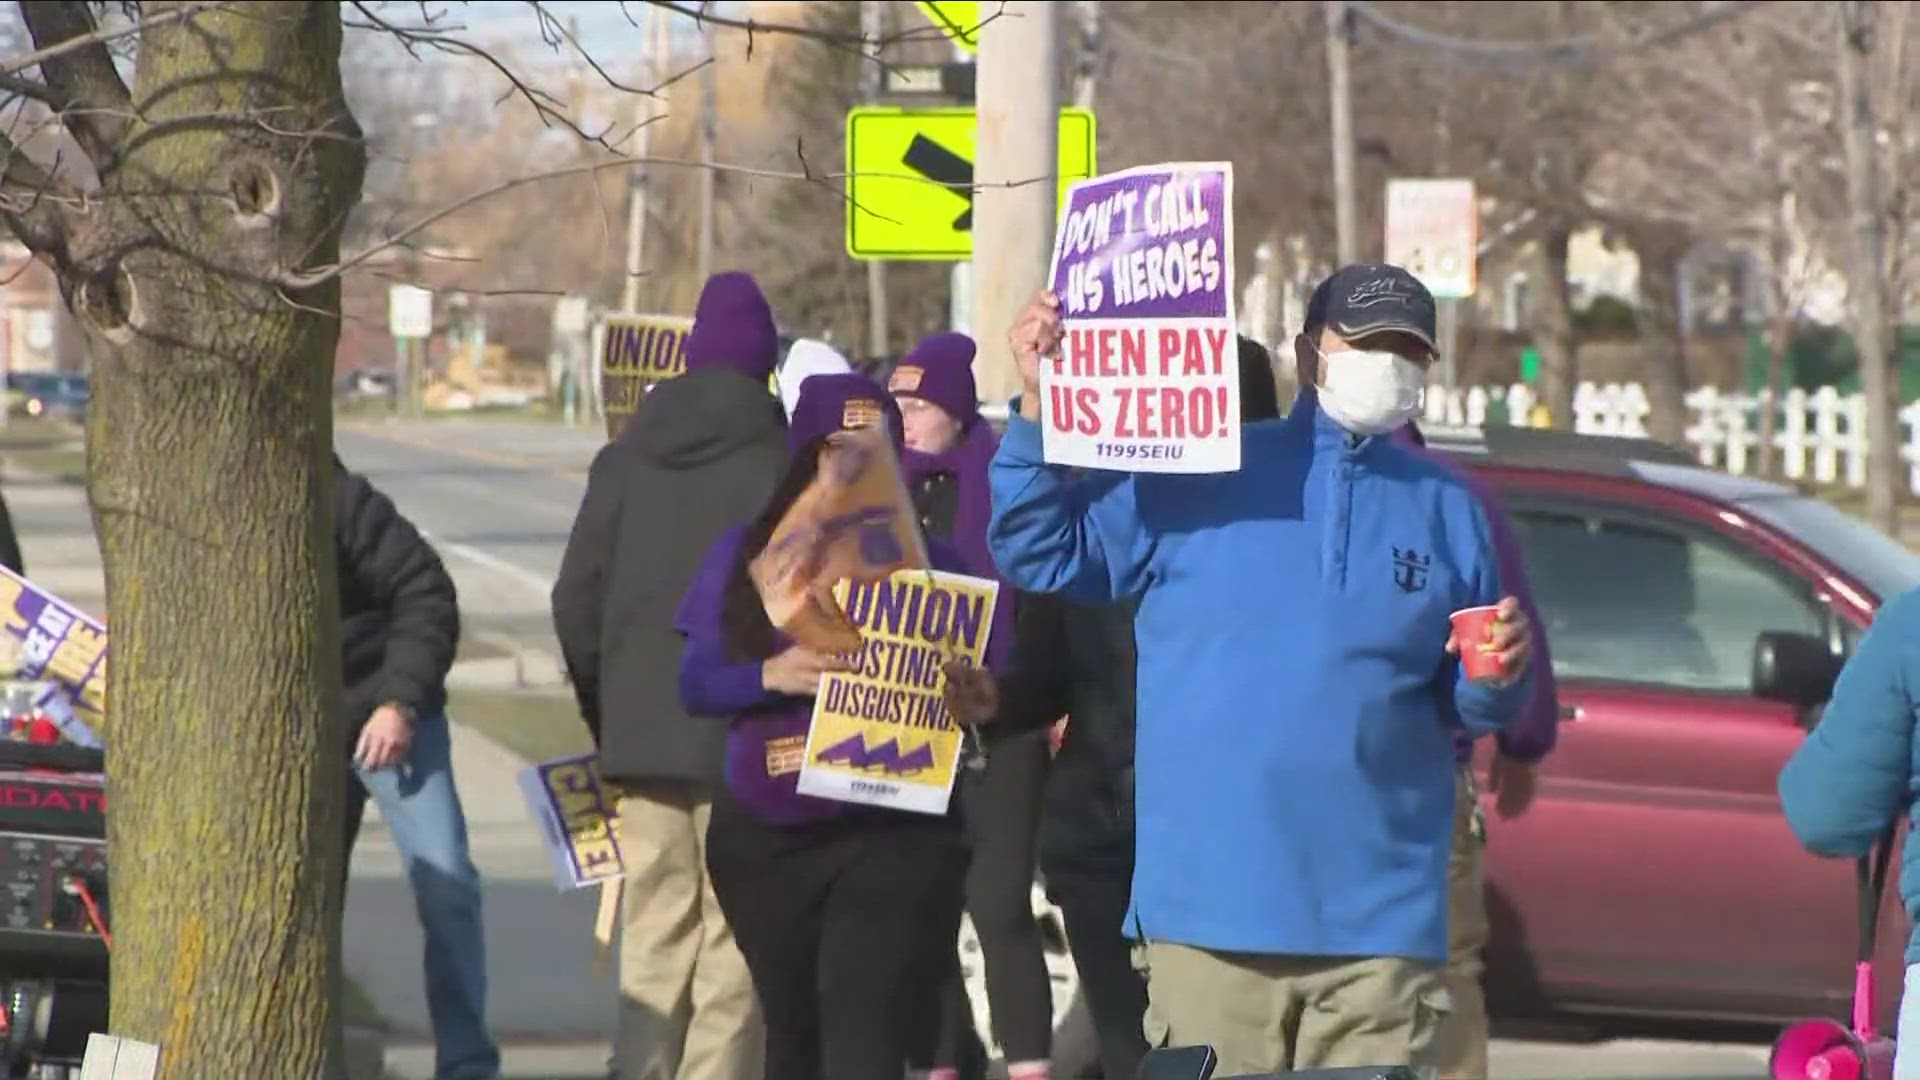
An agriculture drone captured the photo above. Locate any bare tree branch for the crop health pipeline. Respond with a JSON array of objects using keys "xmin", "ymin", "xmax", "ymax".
[
  {"xmin": 18, "ymin": 1, "xmax": 135, "ymax": 164},
  {"xmin": 1, "ymin": 1, "xmax": 223, "ymax": 81}
]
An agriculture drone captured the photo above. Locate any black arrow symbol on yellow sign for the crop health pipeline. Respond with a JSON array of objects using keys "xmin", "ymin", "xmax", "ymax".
[{"xmin": 903, "ymin": 134, "xmax": 973, "ymax": 232}]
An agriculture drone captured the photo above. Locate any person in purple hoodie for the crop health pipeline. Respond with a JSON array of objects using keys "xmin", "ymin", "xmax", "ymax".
[
  {"xmin": 890, "ymin": 332, "xmax": 1054, "ymax": 1080},
  {"xmin": 678, "ymin": 372, "xmax": 981, "ymax": 1080},
  {"xmin": 1397, "ymin": 421, "xmax": 1560, "ymax": 1080}
]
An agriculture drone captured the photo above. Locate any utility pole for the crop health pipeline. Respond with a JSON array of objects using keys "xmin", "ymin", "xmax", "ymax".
[
  {"xmin": 973, "ymin": 1, "xmax": 1060, "ymax": 405},
  {"xmin": 697, "ymin": 18, "xmax": 717, "ymax": 280},
  {"xmin": 861, "ymin": 1, "xmax": 889, "ymax": 359},
  {"xmin": 622, "ymin": 4, "xmax": 668, "ymax": 313},
  {"xmin": 1073, "ymin": 0, "xmax": 1101, "ymax": 110},
  {"xmin": 1326, "ymin": 0, "xmax": 1358, "ymax": 266},
  {"xmin": 1838, "ymin": 0, "xmax": 1898, "ymax": 534}
]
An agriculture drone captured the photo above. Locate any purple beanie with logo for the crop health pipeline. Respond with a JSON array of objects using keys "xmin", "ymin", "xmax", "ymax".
[{"xmin": 887, "ymin": 332, "xmax": 979, "ymax": 425}]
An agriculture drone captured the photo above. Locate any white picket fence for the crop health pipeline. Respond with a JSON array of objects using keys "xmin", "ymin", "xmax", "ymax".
[{"xmin": 1425, "ymin": 382, "xmax": 1920, "ymax": 494}]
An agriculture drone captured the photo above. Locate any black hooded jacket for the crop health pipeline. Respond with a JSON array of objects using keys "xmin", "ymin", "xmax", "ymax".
[
  {"xmin": 551, "ymin": 368, "xmax": 788, "ymax": 785},
  {"xmin": 335, "ymin": 460, "xmax": 459, "ymax": 740}
]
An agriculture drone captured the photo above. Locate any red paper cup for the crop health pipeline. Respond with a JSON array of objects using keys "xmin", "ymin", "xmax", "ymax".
[{"xmin": 1451, "ymin": 605, "xmax": 1507, "ymax": 682}]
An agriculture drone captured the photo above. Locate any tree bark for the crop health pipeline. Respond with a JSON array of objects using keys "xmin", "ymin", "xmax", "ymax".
[
  {"xmin": 1531, "ymin": 220, "xmax": 1578, "ymax": 429},
  {"xmin": 1628, "ymin": 230, "xmax": 1692, "ymax": 445},
  {"xmin": 1838, "ymin": 0, "xmax": 1899, "ymax": 535},
  {"xmin": 70, "ymin": 4, "xmax": 366, "ymax": 1077}
]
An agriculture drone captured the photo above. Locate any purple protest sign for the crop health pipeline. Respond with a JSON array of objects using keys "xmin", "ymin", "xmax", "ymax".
[
  {"xmin": 1042, "ymin": 162, "xmax": 1239, "ymax": 473},
  {"xmin": 0, "ymin": 567, "xmax": 103, "ymax": 746},
  {"xmin": 516, "ymin": 753, "xmax": 624, "ymax": 890}
]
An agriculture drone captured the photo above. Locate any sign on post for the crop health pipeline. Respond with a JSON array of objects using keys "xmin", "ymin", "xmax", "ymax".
[
  {"xmin": 915, "ymin": 1, "xmax": 981, "ymax": 53},
  {"xmin": 1384, "ymin": 178, "xmax": 1478, "ymax": 299},
  {"xmin": 845, "ymin": 106, "xmax": 1098, "ymax": 261},
  {"xmin": 1042, "ymin": 162, "xmax": 1240, "ymax": 474},
  {"xmin": 387, "ymin": 285, "xmax": 433, "ymax": 339}
]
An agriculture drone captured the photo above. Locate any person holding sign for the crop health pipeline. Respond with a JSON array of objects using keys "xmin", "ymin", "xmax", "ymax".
[
  {"xmin": 890, "ymin": 332, "xmax": 1055, "ymax": 1080},
  {"xmin": 958, "ymin": 335, "xmax": 1286, "ymax": 1080},
  {"xmin": 676, "ymin": 373, "xmax": 983, "ymax": 1080},
  {"xmin": 984, "ymin": 266, "xmax": 1535, "ymax": 1078},
  {"xmin": 552, "ymin": 270, "xmax": 787, "ymax": 1080}
]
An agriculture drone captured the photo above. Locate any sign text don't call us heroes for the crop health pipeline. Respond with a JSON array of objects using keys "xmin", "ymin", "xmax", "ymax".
[
  {"xmin": 1043, "ymin": 162, "xmax": 1239, "ymax": 475},
  {"xmin": 844, "ymin": 107, "xmax": 1097, "ymax": 261}
]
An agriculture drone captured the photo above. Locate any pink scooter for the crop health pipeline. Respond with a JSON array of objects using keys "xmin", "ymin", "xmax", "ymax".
[{"xmin": 1771, "ymin": 828, "xmax": 1900, "ymax": 1080}]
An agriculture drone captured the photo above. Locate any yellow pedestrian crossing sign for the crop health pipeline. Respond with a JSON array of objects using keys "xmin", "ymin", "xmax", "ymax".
[
  {"xmin": 844, "ymin": 106, "xmax": 1099, "ymax": 262},
  {"xmin": 916, "ymin": 1, "xmax": 980, "ymax": 53}
]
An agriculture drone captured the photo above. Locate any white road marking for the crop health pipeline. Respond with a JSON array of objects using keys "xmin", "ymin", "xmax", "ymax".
[{"xmin": 420, "ymin": 530, "xmax": 554, "ymax": 595}]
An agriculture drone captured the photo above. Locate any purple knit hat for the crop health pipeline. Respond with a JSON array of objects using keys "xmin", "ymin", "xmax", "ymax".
[
  {"xmin": 888, "ymin": 332, "xmax": 978, "ymax": 424},
  {"xmin": 787, "ymin": 372, "xmax": 904, "ymax": 454},
  {"xmin": 682, "ymin": 271, "xmax": 780, "ymax": 380}
]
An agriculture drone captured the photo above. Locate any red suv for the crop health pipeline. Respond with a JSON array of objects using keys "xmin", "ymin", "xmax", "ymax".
[{"xmin": 1429, "ymin": 425, "xmax": 1920, "ymax": 1028}]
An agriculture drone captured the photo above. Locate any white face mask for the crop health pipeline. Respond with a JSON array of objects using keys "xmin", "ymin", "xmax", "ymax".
[{"xmin": 1316, "ymin": 349, "xmax": 1427, "ymax": 436}]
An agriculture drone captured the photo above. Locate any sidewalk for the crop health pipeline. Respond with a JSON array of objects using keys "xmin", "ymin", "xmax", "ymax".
[{"xmin": 5, "ymin": 468, "xmax": 617, "ymax": 1076}]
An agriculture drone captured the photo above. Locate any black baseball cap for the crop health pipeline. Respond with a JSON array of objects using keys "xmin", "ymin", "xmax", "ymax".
[{"xmin": 1302, "ymin": 263, "xmax": 1439, "ymax": 353}]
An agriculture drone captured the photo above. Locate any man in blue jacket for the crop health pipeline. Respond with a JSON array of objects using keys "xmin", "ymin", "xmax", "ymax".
[
  {"xmin": 1779, "ymin": 588, "xmax": 1920, "ymax": 1075},
  {"xmin": 986, "ymin": 265, "xmax": 1535, "ymax": 1077}
]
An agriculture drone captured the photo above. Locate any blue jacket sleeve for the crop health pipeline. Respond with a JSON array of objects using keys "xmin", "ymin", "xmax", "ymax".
[
  {"xmin": 675, "ymin": 534, "xmax": 780, "ymax": 718},
  {"xmin": 1779, "ymin": 589, "xmax": 1920, "ymax": 859},
  {"xmin": 1452, "ymin": 499, "xmax": 1535, "ymax": 738},
  {"xmin": 987, "ymin": 409, "xmax": 1157, "ymax": 604}
]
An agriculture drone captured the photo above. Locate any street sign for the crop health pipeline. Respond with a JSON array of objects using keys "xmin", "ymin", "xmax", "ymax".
[
  {"xmin": 845, "ymin": 106, "xmax": 1098, "ymax": 261},
  {"xmin": 388, "ymin": 284, "xmax": 433, "ymax": 339},
  {"xmin": 1384, "ymin": 178, "xmax": 1478, "ymax": 299},
  {"xmin": 553, "ymin": 295, "xmax": 592, "ymax": 338},
  {"xmin": 916, "ymin": 1, "xmax": 980, "ymax": 54}
]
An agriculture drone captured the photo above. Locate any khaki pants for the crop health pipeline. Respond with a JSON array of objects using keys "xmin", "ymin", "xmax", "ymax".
[
  {"xmin": 615, "ymin": 785, "xmax": 763, "ymax": 1080},
  {"xmin": 1436, "ymin": 767, "xmax": 1492, "ymax": 1080},
  {"xmin": 1140, "ymin": 942, "xmax": 1450, "ymax": 1078}
]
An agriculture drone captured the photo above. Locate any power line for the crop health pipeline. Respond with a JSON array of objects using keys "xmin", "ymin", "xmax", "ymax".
[{"xmin": 1346, "ymin": 0, "xmax": 1768, "ymax": 67}]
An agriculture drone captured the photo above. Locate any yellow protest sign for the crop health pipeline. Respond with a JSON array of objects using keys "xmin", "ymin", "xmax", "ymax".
[
  {"xmin": 517, "ymin": 753, "xmax": 624, "ymax": 890},
  {"xmin": 796, "ymin": 570, "xmax": 1000, "ymax": 815},
  {"xmin": 600, "ymin": 314, "xmax": 691, "ymax": 440},
  {"xmin": 600, "ymin": 312, "xmax": 784, "ymax": 441}
]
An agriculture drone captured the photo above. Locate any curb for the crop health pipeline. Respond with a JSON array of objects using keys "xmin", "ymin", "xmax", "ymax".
[{"xmin": 343, "ymin": 1024, "xmax": 386, "ymax": 1080}]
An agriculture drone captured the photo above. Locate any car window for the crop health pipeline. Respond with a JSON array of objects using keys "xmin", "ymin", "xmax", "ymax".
[{"xmin": 1508, "ymin": 499, "xmax": 1829, "ymax": 693}]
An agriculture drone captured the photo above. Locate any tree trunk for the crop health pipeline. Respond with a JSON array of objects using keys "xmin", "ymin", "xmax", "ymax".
[
  {"xmin": 1838, "ymin": 0, "xmax": 1899, "ymax": 535},
  {"xmin": 77, "ymin": 4, "xmax": 365, "ymax": 1077},
  {"xmin": 1758, "ymin": 307, "xmax": 1792, "ymax": 478},
  {"xmin": 1629, "ymin": 231, "xmax": 1692, "ymax": 445},
  {"xmin": 1531, "ymin": 221, "xmax": 1578, "ymax": 429}
]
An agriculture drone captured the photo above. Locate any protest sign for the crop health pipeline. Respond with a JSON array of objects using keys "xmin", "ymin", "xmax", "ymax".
[
  {"xmin": 516, "ymin": 753, "xmax": 624, "ymax": 890},
  {"xmin": 797, "ymin": 569, "xmax": 999, "ymax": 815},
  {"xmin": 749, "ymin": 424, "xmax": 929, "ymax": 654},
  {"xmin": 0, "ymin": 568, "xmax": 103, "ymax": 746},
  {"xmin": 1045, "ymin": 161, "xmax": 1239, "ymax": 473},
  {"xmin": 599, "ymin": 314, "xmax": 692, "ymax": 440}
]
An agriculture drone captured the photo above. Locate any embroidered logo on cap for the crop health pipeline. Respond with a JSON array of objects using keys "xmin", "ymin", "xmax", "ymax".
[
  {"xmin": 888, "ymin": 365, "xmax": 925, "ymax": 393},
  {"xmin": 842, "ymin": 398, "xmax": 883, "ymax": 430}
]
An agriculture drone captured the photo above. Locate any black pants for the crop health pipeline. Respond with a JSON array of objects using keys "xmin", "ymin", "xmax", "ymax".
[
  {"xmin": 706, "ymin": 795, "xmax": 967, "ymax": 1080},
  {"xmin": 1048, "ymin": 868, "xmax": 1149, "ymax": 1080},
  {"xmin": 923, "ymin": 732, "xmax": 1055, "ymax": 1067}
]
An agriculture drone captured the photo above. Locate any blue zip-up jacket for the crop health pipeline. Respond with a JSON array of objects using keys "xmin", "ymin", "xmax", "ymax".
[
  {"xmin": 1779, "ymin": 586, "xmax": 1920, "ymax": 962},
  {"xmin": 986, "ymin": 392, "xmax": 1532, "ymax": 963}
]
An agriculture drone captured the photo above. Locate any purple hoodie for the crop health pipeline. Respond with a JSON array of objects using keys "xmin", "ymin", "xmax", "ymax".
[
  {"xmin": 902, "ymin": 420, "xmax": 1018, "ymax": 670},
  {"xmin": 676, "ymin": 525, "xmax": 984, "ymax": 826},
  {"xmin": 1397, "ymin": 425, "xmax": 1559, "ymax": 765}
]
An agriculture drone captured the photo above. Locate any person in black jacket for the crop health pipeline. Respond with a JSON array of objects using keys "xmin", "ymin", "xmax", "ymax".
[
  {"xmin": 978, "ymin": 337, "xmax": 1283, "ymax": 1080},
  {"xmin": 551, "ymin": 271, "xmax": 787, "ymax": 1080},
  {"xmin": 334, "ymin": 456, "xmax": 499, "ymax": 1080}
]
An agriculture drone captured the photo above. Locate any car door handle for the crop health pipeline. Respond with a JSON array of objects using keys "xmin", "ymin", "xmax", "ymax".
[{"xmin": 1558, "ymin": 704, "xmax": 1584, "ymax": 722}]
